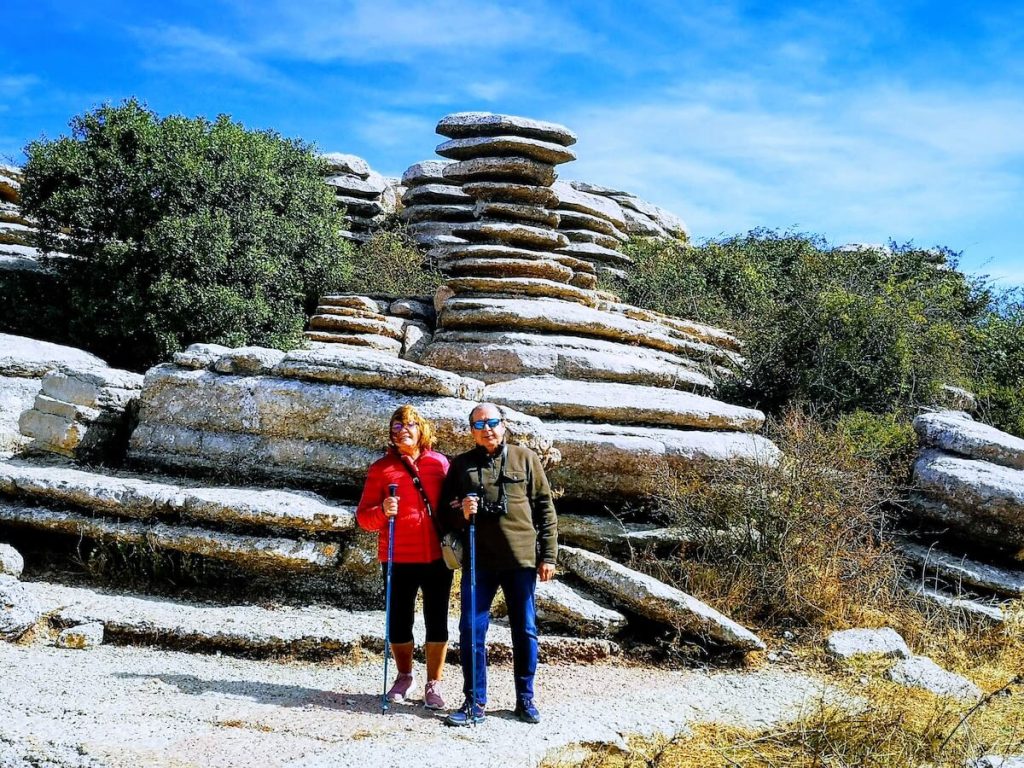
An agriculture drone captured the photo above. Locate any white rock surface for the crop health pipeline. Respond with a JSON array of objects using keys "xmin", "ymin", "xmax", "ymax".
[
  {"xmin": 825, "ymin": 627, "xmax": 911, "ymax": 659},
  {"xmin": 436, "ymin": 135, "xmax": 576, "ymax": 165},
  {"xmin": 0, "ymin": 542, "xmax": 24, "ymax": 578},
  {"xmin": 886, "ymin": 655, "xmax": 981, "ymax": 700},
  {"xmin": 0, "ymin": 334, "xmax": 105, "ymax": 379},
  {"xmin": 972, "ymin": 756, "xmax": 1024, "ymax": 768},
  {"xmin": 172, "ymin": 343, "xmax": 233, "ymax": 370},
  {"xmin": 0, "ymin": 375, "xmax": 39, "ymax": 455},
  {"xmin": 546, "ymin": 421, "xmax": 781, "ymax": 499},
  {"xmin": 914, "ymin": 411, "xmax": 1024, "ymax": 470},
  {"xmin": 436, "ymin": 112, "xmax": 578, "ymax": 146},
  {"xmin": 558, "ymin": 546, "xmax": 764, "ymax": 650},
  {"xmin": 912, "ymin": 450, "xmax": 1024, "ymax": 546},
  {"xmin": 273, "ymin": 346, "xmax": 484, "ymax": 399},
  {"xmin": 56, "ymin": 621, "xmax": 104, "ymax": 649},
  {"xmin": 535, "ymin": 579, "xmax": 627, "ymax": 637},
  {"xmin": 0, "ymin": 575, "xmax": 42, "ymax": 641},
  {"xmin": 484, "ymin": 376, "xmax": 764, "ymax": 430}
]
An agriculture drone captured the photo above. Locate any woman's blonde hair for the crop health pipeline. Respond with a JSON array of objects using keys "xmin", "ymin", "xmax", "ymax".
[{"xmin": 388, "ymin": 404, "xmax": 435, "ymax": 453}]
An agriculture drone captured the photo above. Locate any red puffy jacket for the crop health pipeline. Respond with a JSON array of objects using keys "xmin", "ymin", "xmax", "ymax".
[{"xmin": 356, "ymin": 448, "xmax": 449, "ymax": 563}]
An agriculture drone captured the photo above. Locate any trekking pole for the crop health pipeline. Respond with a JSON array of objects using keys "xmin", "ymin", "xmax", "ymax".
[
  {"xmin": 468, "ymin": 500, "xmax": 478, "ymax": 727},
  {"xmin": 382, "ymin": 483, "xmax": 398, "ymax": 714}
]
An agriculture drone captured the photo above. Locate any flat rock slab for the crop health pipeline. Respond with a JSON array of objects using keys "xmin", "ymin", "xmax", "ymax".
[
  {"xmin": 462, "ymin": 181, "xmax": 560, "ymax": 207},
  {"xmin": 0, "ymin": 458, "xmax": 355, "ymax": 533},
  {"xmin": 546, "ymin": 421, "xmax": 781, "ymax": 500},
  {"xmin": 273, "ymin": 347, "xmax": 485, "ymax": 400},
  {"xmin": 534, "ymin": 579, "xmax": 627, "ymax": 638},
  {"xmin": 0, "ymin": 637, "xmax": 830, "ymax": 768},
  {"xmin": 552, "ymin": 181, "xmax": 627, "ymax": 228},
  {"xmin": 401, "ymin": 159, "xmax": 453, "ymax": 185},
  {"xmin": 443, "ymin": 157, "xmax": 558, "ymax": 187},
  {"xmin": 0, "ymin": 334, "xmax": 106, "ymax": 379},
  {"xmin": 438, "ymin": 297, "xmax": 726, "ymax": 363},
  {"xmin": 436, "ymin": 112, "xmax": 578, "ymax": 146},
  {"xmin": 912, "ymin": 450, "xmax": 1024, "ymax": 547},
  {"xmin": 898, "ymin": 539, "xmax": 1024, "ymax": 597},
  {"xmin": 401, "ymin": 183, "xmax": 470, "ymax": 205},
  {"xmin": 19, "ymin": 580, "xmax": 613, "ymax": 664},
  {"xmin": 320, "ymin": 152, "xmax": 371, "ymax": 177},
  {"xmin": 886, "ymin": 655, "xmax": 981, "ymax": 700},
  {"xmin": 914, "ymin": 411, "xmax": 1024, "ymax": 470},
  {"xmin": 173, "ymin": 343, "xmax": 234, "ymax": 370},
  {"xmin": 484, "ymin": 376, "xmax": 763, "ymax": 431},
  {"xmin": 213, "ymin": 347, "xmax": 286, "ymax": 376},
  {"xmin": 452, "ymin": 220, "xmax": 569, "ymax": 250},
  {"xmin": 445, "ymin": 277, "xmax": 595, "ymax": 305},
  {"xmin": 558, "ymin": 545, "xmax": 765, "ymax": 650},
  {"xmin": 442, "ymin": 256, "xmax": 574, "ymax": 283},
  {"xmin": 903, "ymin": 579, "xmax": 1006, "ymax": 623},
  {"xmin": 825, "ymin": 627, "xmax": 911, "ymax": 659},
  {"xmin": 351, "ymin": 330, "xmax": 717, "ymax": 391},
  {"xmin": 436, "ymin": 135, "xmax": 576, "ymax": 165},
  {"xmin": 0, "ymin": 502, "xmax": 342, "ymax": 571}
]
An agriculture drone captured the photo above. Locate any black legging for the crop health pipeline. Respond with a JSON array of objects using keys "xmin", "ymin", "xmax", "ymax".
[{"xmin": 381, "ymin": 559, "xmax": 454, "ymax": 644}]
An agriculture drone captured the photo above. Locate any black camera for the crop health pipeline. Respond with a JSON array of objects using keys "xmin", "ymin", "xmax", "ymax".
[{"xmin": 478, "ymin": 497, "xmax": 508, "ymax": 517}]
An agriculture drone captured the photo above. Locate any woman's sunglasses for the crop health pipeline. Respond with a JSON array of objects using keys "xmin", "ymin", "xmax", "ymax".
[{"xmin": 391, "ymin": 422, "xmax": 420, "ymax": 433}]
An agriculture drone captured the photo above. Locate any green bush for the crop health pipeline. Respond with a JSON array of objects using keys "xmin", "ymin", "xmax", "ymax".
[
  {"xmin": 969, "ymin": 291, "xmax": 1024, "ymax": 436},
  {"xmin": 21, "ymin": 99, "xmax": 351, "ymax": 370},
  {"xmin": 615, "ymin": 231, "xmax": 989, "ymax": 418},
  {"xmin": 344, "ymin": 227, "xmax": 442, "ymax": 297}
]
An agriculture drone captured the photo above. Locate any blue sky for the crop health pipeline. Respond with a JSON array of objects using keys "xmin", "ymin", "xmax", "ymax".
[{"xmin": 3, "ymin": 0, "xmax": 1023, "ymax": 284}]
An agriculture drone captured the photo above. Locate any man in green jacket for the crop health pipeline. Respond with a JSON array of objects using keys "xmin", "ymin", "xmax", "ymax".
[{"xmin": 441, "ymin": 402, "xmax": 557, "ymax": 726}]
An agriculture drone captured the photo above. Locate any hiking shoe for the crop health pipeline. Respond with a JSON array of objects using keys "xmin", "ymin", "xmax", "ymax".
[
  {"xmin": 386, "ymin": 672, "xmax": 415, "ymax": 703},
  {"xmin": 444, "ymin": 699, "xmax": 485, "ymax": 726},
  {"xmin": 423, "ymin": 680, "xmax": 445, "ymax": 710},
  {"xmin": 514, "ymin": 698, "xmax": 541, "ymax": 724}
]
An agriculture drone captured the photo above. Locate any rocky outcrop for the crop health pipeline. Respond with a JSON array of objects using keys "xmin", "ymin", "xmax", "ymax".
[
  {"xmin": 905, "ymin": 410, "xmax": 1024, "ymax": 619},
  {"xmin": 126, "ymin": 348, "xmax": 554, "ymax": 488},
  {"xmin": 886, "ymin": 655, "xmax": 981, "ymax": 700},
  {"xmin": 825, "ymin": 627, "xmax": 911, "ymax": 659},
  {"xmin": 558, "ymin": 545, "xmax": 765, "ymax": 650},
  {"xmin": 320, "ymin": 153, "xmax": 396, "ymax": 244},
  {"xmin": 0, "ymin": 335, "xmax": 109, "ymax": 457},
  {"xmin": 0, "ymin": 575, "xmax": 42, "ymax": 641},
  {"xmin": 565, "ymin": 180, "xmax": 689, "ymax": 241},
  {"xmin": 304, "ymin": 295, "xmax": 433, "ymax": 359},
  {"xmin": 0, "ymin": 543, "xmax": 23, "ymax": 578},
  {"xmin": 18, "ymin": 366, "xmax": 143, "ymax": 461}
]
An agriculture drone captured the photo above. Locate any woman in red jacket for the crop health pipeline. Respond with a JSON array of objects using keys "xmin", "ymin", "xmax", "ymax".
[{"xmin": 356, "ymin": 404, "xmax": 453, "ymax": 710}]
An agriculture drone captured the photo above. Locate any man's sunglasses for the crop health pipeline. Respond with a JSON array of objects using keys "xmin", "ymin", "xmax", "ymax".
[
  {"xmin": 390, "ymin": 422, "xmax": 420, "ymax": 432},
  {"xmin": 471, "ymin": 418, "xmax": 502, "ymax": 430}
]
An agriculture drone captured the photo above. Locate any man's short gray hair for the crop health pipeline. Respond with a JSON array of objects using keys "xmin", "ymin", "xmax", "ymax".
[{"xmin": 468, "ymin": 402, "xmax": 502, "ymax": 423}]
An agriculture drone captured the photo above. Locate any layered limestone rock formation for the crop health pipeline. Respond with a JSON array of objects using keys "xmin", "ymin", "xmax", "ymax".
[
  {"xmin": 0, "ymin": 335, "xmax": 108, "ymax": 457},
  {"xmin": 398, "ymin": 160, "xmax": 473, "ymax": 248},
  {"xmin": 0, "ymin": 165, "xmax": 67, "ymax": 273},
  {"xmin": 904, "ymin": 410, "xmax": 1024, "ymax": 620},
  {"xmin": 304, "ymin": 294, "xmax": 432, "ymax": 358},
  {"xmin": 565, "ymin": 180, "xmax": 689, "ymax": 240},
  {"xmin": 552, "ymin": 180, "xmax": 631, "ymax": 278},
  {"xmin": 320, "ymin": 153, "xmax": 397, "ymax": 244},
  {"xmin": 19, "ymin": 366, "xmax": 142, "ymax": 461},
  {"xmin": 406, "ymin": 112, "xmax": 778, "ymax": 498}
]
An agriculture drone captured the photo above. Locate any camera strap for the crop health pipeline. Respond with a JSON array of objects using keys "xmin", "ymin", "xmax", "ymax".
[{"xmin": 396, "ymin": 453, "xmax": 459, "ymax": 549}]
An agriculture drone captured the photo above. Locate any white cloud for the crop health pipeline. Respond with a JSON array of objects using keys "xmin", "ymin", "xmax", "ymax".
[{"xmin": 563, "ymin": 80, "xmax": 1024, "ymax": 252}]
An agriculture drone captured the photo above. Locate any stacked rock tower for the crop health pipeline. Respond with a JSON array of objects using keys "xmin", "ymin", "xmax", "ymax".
[
  {"xmin": 398, "ymin": 160, "xmax": 474, "ymax": 248},
  {"xmin": 427, "ymin": 113, "xmax": 598, "ymax": 293},
  {"xmin": 415, "ymin": 113, "xmax": 776, "ymax": 499}
]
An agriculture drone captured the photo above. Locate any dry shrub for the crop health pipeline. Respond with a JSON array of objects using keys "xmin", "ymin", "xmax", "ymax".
[
  {"xmin": 554, "ymin": 676, "xmax": 1023, "ymax": 768},
  {"xmin": 644, "ymin": 408, "xmax": 909, "ymax": 630}
]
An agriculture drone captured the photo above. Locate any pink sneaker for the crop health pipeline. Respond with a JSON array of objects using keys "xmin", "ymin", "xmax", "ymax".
[
  {"xmin": 423, "ymin": 680, "xmax": 446, "ymax": 710},
  {"xmin": 386, "ymin": 672, "xmax": 415, "ymax": 703}
]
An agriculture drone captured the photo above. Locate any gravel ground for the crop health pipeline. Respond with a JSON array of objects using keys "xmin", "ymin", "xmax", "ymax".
[{"xmin": 0, "ymin": 640, "xmax": 832, "ymax": 768}]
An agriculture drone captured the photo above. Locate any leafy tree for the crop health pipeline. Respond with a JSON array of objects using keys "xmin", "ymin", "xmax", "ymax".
[
  {"xmin": 21, "ymin": 99, "xmax": 351, "ymax": 370},
  {"xmin": 615, "ymin": 231, "xmax": 989, "ymax": 417}
]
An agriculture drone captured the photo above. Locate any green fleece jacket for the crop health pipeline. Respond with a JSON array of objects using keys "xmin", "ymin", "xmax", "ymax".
[{"xmin": 440, "ymin": 443, "xmax": 558, "ymax": 570}]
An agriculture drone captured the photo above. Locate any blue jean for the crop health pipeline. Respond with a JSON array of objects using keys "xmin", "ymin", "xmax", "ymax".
[{"xmin": 459, "ymin": 566, "xmax": 538, "ymax": 705}]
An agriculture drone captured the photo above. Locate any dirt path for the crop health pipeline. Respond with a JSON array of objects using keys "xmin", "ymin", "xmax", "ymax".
[{"xmin": 0, "ymin": 640, "xmax": 832, "ymax": 768}]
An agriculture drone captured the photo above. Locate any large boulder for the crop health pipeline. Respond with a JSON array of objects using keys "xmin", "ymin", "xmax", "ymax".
[
  {"xmin": 914, "ymin": 411, "xmax": 1024, "ymax": 471},
  {"xmin": 911, "ymin": 450, "xmax": 1024, "ymax": 548}
]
